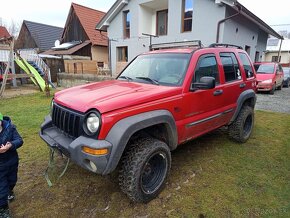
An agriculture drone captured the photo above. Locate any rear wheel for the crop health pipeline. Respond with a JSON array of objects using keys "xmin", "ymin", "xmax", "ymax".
[
  {"xmin": 277, "ymin": 83, "xmax": 282, "ymax": 90},
  {"xmin": 228, "ymin": 106, "xmax": 254, "ymax": 143},
  {"xmin": 119, "ymin": 137, "xmax": 171, "ymax": 203}
]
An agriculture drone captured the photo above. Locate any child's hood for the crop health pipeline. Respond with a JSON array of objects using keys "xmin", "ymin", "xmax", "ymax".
[{"xmin": 2, "ymin": 116, "xmax": 12, "ymax": 130}]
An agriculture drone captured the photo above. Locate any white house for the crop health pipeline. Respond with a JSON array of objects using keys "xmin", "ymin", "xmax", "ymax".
[
  {"xmin": 264, "ymin": 38, "xmax": 290, "ymax": 67},
  {"xmin": 97, "ymin": 0, "xmax": 282, "ymax": 76}
]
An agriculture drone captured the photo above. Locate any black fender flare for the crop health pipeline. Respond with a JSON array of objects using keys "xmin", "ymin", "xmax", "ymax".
[
  {"xmin": 103, "ymin": 110, "xmax": 178, "ymax": 174},
  {"xmin": 230, "ymin": 89, "xmax": 256, "ymax": 124}
]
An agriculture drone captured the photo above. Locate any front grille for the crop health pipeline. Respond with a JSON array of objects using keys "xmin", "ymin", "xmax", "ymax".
[{"xmin": 51, "ymin": 103, "xmax": 84, "ymax": 138}]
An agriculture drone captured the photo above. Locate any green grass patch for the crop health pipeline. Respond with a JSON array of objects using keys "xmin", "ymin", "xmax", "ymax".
[{"xmin": 0, "ymin": 93, "xmax": 289, "ymax": 217}]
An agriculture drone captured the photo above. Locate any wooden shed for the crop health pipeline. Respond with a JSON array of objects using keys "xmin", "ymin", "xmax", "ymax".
[
  {"xmin": 15, "ymin": 20, "xmax": 63, "ymax": 52},
  {"xmin": 43, "ymin": 3, "xmax": 108, "ymax": 70}
]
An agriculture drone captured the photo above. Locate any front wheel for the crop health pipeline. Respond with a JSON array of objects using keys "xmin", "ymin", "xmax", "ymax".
[
  {"xmin": 228, "ymin": 106, "xmax": 254, "ymax": 143},
  {"xmin": 269, "ymin": 84, "xmax": 275, "ymax": 95},
  {"xmin": 119, "ymin": 137, "xmax": 171, "ymax": 203}
]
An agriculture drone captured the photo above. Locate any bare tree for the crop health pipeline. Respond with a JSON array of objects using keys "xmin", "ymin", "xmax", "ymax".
[{"xmin": 0, "ymin": 17, "xmax": 21, "ymax": 39}]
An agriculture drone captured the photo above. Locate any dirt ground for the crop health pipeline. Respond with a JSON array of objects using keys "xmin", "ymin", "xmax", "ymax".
[
  {"xmin": 1, "ymin": 84, "xmax": 39, "ymax": 98},
  {"xmin": 0, "ymin": 84, "xmax": 64, "ymax": 98}
]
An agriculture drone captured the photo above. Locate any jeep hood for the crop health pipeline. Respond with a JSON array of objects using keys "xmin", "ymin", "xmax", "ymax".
[{"xmin": 54, "ymin": 80, "xmax": 182, "ymax": 114}]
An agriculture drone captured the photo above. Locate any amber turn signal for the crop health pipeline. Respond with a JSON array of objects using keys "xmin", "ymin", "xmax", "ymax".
[{"xmin": 82, "ymin": 146, "xmax": 108, "ymax": 155}]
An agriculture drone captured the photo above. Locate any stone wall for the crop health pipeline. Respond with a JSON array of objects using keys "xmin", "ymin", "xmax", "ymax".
[{"xmin": 57, "ymin": 72, "xmax": 114, "ymax": 88}]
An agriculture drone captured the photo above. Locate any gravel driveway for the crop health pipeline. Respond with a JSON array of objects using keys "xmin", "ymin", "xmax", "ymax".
[{"xmin": 255, "ymin": 86, "xmax": 290, "ymax": 114}]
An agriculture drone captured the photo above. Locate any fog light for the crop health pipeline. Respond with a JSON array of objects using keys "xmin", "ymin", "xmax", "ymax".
[
  {"xmin": 82, "ymin": 146, "xmax": 108, "ymax": 155},
  {"xmin": 89, "ymin": 161, "xmax": 97, "ymax": 172}
]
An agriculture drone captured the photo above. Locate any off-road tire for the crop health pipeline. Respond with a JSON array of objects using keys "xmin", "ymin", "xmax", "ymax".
[
  {"xmin": 119, "ymin": 137, "xmax": 171, "ymax": 203},
  {"xmin": 228, "ymin": 106, "xmax": 254, "ymax": 143}
]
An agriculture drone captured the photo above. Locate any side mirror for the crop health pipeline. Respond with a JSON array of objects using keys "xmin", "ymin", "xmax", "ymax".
[{"xmin": 191, "ymin": 76, "xmax": 216, "ymax": 91}]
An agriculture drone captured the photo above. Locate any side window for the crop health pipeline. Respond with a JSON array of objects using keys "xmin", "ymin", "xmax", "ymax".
[
  {"xmin": 194, "ymin": 54, "xmax": 220, "ymax": 84},
  {"xmin": 239, "ymin": 52, "xmax": 254, "ymax": 78},
  {"xmin": 220, "ymin": 52, "xmax": 241, "ymax": 82}
]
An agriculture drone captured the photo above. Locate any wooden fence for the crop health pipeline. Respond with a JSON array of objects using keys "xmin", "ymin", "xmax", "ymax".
[{"xmin": 64, "ymin": 60, "xmax": 110, "ymax": 76}]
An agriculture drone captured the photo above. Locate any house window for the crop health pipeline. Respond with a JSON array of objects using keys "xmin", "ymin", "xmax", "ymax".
[
  {"xmin": 220, "ymin": 53, "xmax": 241, "ymax": 82},
  {"xmin": 245, "ymin": 45, "xmax": 251, "ymax": 55},
  {"xmin": 157, "ymin": 10, "xmax": 168, "ymax": 36},
  {"xmin": 123, "ymin": 11, "xmax": 130, "ymax": 38},
  {"xmin": 182, "ymin": 0, "xmax": 193, "ymax": 32},
  {"xmin": 117, "ymin": 47, "xmax": 128, "ymax": 62},
  {"xmin": 271, "ymin": 56, "xmax": 281, "ymax": 62}
]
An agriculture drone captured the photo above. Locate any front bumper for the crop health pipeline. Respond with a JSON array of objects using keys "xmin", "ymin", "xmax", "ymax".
[
  {"xmin": 39, "ymin": 116, "xmax": 112, "ymax": 174},
  {"xmin": 257, "ymin": 84, "xmax": 273, "ymax": 91}
]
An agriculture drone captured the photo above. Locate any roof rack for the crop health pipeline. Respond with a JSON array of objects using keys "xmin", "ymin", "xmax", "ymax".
[
  {"xmin": 151, "ymin": 40, "xmax": 203, "ymax": 50},
  {"xmin": 208, "ymin": 43, "xmax": 243, "ymax": 49}
]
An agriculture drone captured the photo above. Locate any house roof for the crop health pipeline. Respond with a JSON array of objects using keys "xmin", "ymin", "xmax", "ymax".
[
  {"xmin": 266, "ymin": 38, "xmax": 290, "ymax": 52},
  {"xmin": 62, "ymin": 3, "xmax": 108, "ymax": 47},
  {"xmin": 234, "ymin": 1, "xmax": 283, "ymax": 40},
  {"xmin": 96, "ymin": 0, "xmax": 128, "ymax": 31},
  {"xmin": 42, "ymin": 40, "xmax": 91, "ymax": 55},
  {"xmin": 96, "ymin": 0, "xmax": 282, "ymax": 40},
  {"xmin": 23, "ymin": 20, "xmax": 63, "ymax": 51},
  {"xmin": 0, "ymin": 26, "xmax": 11, "ymax": 39}
]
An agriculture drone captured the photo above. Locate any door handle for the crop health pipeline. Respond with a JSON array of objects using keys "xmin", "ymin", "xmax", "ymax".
[
  {"xmin": 240, "ymin": 83, "xmax": 246, "ymax": 88},
  {"xmin": 213, "ymin": 90, "xmax": 223, "ymax": 96}
]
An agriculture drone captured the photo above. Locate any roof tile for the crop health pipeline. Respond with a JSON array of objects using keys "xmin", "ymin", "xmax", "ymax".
[
  {"xmin": 24, "ymin": 20, "xmax": 63, "ymax": 51},
  {"xmin": 0, "ymin": 26, "xmax": 11, "ymax": 39},
  {"xmin": 71, "ymin": 3, "xmax": 108, "ymax": 47}
]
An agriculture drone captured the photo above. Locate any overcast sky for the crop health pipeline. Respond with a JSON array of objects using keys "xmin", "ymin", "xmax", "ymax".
[{"xmin": 1, "ymin": 0, "xmax": 290, "ymax": 31}]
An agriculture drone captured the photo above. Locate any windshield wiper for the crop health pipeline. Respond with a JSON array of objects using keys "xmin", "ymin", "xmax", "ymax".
[
  {"xmin": 118, "ymin": 76, "xmax": 133, "ymax": 81},
  {"xmin": 135, "ymin": 77, "xmax": 159, "ymax": 85}
]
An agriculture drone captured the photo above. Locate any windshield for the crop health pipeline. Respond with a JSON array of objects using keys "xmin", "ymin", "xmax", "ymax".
[
  {"xmin": 118, "ymin": 53, "xmax": 191, "ymax": 86},
  {"xmin": 254, "ymin": 64, "xmax": 275, "ymax": 74}
]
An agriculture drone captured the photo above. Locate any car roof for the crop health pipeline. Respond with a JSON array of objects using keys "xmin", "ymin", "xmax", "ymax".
[{"xmin": 143, "ymin": 47, "xmax": 245, "ymax": 55}]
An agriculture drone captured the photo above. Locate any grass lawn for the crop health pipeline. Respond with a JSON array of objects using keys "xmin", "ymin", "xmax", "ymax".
[{"xmin": 0, "ymin": 93, "xmax": 289, "ymax": 218}]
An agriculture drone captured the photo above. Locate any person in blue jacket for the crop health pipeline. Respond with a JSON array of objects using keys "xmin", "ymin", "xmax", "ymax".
[{"xmin": 0, "ymin": 112, "xmax": 23, "ymax": 218}]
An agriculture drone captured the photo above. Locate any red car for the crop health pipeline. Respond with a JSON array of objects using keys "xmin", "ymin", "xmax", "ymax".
[
  {"xmin": 254, "ymin": 62, "xmax": 284, "ymax": 94},
  {"xmin": 40, "ymin": 43, "xmax": 257, "ymax": 203}
]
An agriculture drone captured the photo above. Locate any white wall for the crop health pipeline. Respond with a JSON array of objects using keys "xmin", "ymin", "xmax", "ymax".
[
  {"xmin": 264, "ymin": 51, "xmax": 290, "ymax": 64},
  {"xmin": 107, "ymin": 0, "xmax": 270, "ymax": 75}
]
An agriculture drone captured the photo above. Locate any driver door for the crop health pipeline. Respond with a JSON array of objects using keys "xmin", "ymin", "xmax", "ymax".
[{"xmin": 182, "ymin": 53, "xmax": 229, "ymax": 140}]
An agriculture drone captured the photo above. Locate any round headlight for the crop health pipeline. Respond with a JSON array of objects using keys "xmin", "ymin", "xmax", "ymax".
[{"xmin": 86, "ymin": 113, "xmax": 100, "ymax": 134}]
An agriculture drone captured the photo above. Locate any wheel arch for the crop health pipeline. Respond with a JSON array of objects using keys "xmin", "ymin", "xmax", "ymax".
[
  {"xmin": 229, "ymin": 89, "xmax": 256, "ymax": 124},
  {"xmin": 103, "ymin": 110, "xmax": 178, "ymax": 174}
]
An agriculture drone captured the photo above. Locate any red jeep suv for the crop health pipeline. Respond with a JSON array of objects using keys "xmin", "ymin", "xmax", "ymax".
[{"xmin": 40, "ymin": 43, "xmax": 257, "ymax": 203}]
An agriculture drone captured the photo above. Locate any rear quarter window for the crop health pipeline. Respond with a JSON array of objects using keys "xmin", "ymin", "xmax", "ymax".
[
  {"xmin": 220, "ymin": 52, "xmax": 241, "ymax": 82},
  {"xmin": 239, "ymin": 53, "xmax": 254, "ymax": 78}
]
